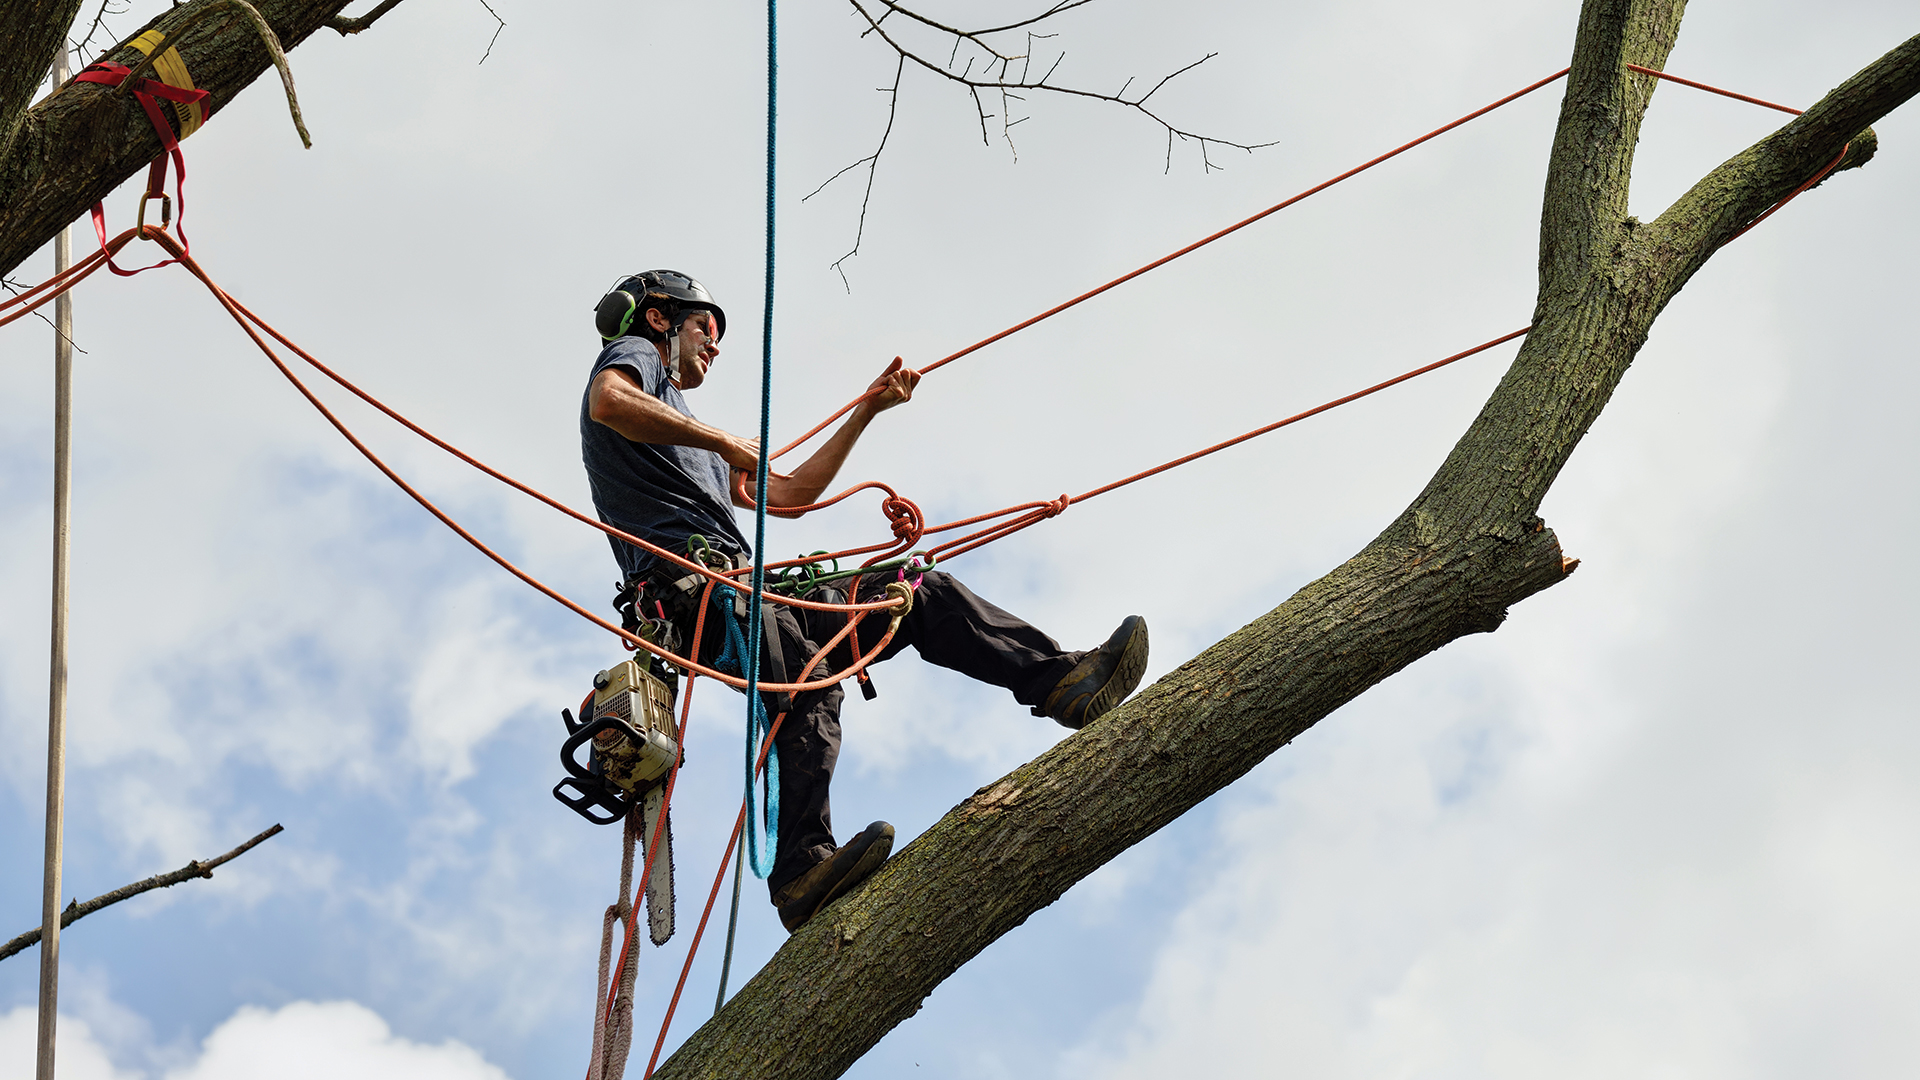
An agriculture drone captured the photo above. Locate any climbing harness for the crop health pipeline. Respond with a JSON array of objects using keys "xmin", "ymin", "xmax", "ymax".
[{"xmin": 2, "ymin": 50, "xmax": 1855, "ymax": 1080}]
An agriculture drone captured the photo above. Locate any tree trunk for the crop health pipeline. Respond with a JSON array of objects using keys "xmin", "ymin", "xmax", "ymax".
[
  {"xmin": 652, "ymin": 6, "xmax": 1920, "ymax": 1078},
  {"xmin": 0, "ymin": 0, "xmax": 86, "ymax": 166},
  {"xmin": 0, "ymin": 0, "xmax": 357, "ymax": 277}
]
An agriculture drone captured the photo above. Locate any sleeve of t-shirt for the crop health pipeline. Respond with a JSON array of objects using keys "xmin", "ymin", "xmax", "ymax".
[{"xmin": 596, "ymin": 338, "xmax": 669, "ymax": 399}]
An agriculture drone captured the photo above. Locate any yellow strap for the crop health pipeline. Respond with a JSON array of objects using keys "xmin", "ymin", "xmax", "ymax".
[{"xmin": 129, "ymin": 30, "xmax": 205, "ymax": 139}]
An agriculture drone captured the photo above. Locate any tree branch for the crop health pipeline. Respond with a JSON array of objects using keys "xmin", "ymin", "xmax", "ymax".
[
  {"xmin": 0, "ymin": 0, "xmax": 358, "ymax": 277},
  {"xmin": 1637, "ymin": 32, "xmax": 1920, "ymax": 304},
  {"xmin": 1536, "ymin": 0, "xmax": 1685, "ymax": 297},
  {"xmin": 814, "ymin": 0, "xmax": 1269, "ymax": 282},
  {"xmin": 846, "ymin": 0, "xmax": 1268, "ymax": 166},
  {"xmin": 0, "ymin": 824, "xmax": 283, "ymax": 963},
  {"xmin": 654, "ymin": 7, "xmax": 1920, "ymax": 1077},
  {"xmin": 117, "ymin": 0, "xmax": 313, "ymax": 149},
  {"xmin": 0, "ymin": 0, "xmax": 87, "ymax": 168},
  {"xmin": 804, "ymin": 55, "xmax": 906, "ymax": 291},
  {"xmin": 70, "ymin": 0, "xmax": 134, "ymax": 66},
  {"xmin": 326, "ymin": 0, "xmax": 403, "ymax": 35}
]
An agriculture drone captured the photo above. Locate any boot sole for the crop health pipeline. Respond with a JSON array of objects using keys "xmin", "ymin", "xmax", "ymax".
[
  {"xmin": 1047, "ymin": 616, "xmax": 1150, "ymax": 728},
  {"xmin": 1080, "ymin": 618, "xmax": 1148, "ymax": 725},
  {"xmin": 780, "ymin": 821, "xmax": 895, "ymax": 932}
]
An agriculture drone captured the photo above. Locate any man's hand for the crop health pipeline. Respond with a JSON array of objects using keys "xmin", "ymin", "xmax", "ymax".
[
  {"xmin": 714, "ymin": 432, "xmax": 763, "ymax": 473},
  {"xmin": 853, "ymin": 358, "xmax": 921, "ymax": 419}
]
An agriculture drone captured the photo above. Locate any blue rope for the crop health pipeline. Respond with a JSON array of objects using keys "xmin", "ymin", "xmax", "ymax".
[
  {"xmin": 719, "ymin": 0, "xmax": 778, "ymax": 1015},
  {"xmin": 710, "ymin": 587, "xmax": 777, "ymax": 877},
  {"xmin": 742, "ymin": 0, "xmax": 778, "ymax": 880}
]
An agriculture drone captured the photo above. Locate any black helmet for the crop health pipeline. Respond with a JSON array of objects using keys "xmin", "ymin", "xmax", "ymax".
[{"xmin": 593, "ymin": 269, "xmax": 726, "ymax": 342}]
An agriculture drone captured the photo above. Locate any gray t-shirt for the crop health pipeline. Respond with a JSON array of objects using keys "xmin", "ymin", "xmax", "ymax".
[{"xmin": 581, "ymin": 338, "xmax": 750, "ymax": 582}]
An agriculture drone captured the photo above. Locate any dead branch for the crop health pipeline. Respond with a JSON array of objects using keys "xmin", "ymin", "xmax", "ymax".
[
  {"xmin": 803, "ymin": 54, "xmax": 906, "ymax": 289},
  {"xmin": 71, "ymin": 0, "xmax": 134, "ymax": 66},
  {"xmin": 325, "ymin": 0, "xmax": 402, "ymax": 35},
  {"xmin": 0, "ymin": 824, "xmax": 284, "ymax": 962},
  {"xmin": 327, "ymin": 0, "xmax": 497, "ymax": 61},
  {"xmin": 845, "ymin": 0, "xmax": 1270, "ymax": 166},
  {"xmin": 0, "ymin": 274, "xmax": 85, "ymax": 350},
  {"xmin": 811, "ymin": 0, "xmax": 1270, "ymax": 282}
]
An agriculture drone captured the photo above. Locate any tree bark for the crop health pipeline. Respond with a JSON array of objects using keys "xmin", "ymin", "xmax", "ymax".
[
  {"xmin": 653, "ymin": 7, "xmax": 1920, "ymax": 1079},
  {"xmin": 0, "ymin": 0, "xmax": 86, "ymax": 168},
  {"xmin": 0, "ymin": 0, "xmax": 358, "ymax": 277}
]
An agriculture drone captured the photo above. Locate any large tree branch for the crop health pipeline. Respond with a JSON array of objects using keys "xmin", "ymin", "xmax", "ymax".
[
  {"xmin": 0, "ymin": 824, "xmax": 283, "ymax": 962},
  {"xmin": 1537, "ymin": 0, "xmax": 1685, "ymax": 296},
  {"xmin": 653, "ymin": 5, "xmax": 1920, "ymax": 1077},
  {"xmin": 1636, "ymin": 32, "xmax": 1920, "ymax": 307},
  {"xmin": 0, "ymin": 0, "xmax": 357, "ymax": 277},
  {"xmin": 0, "ymin": 0, "xmax": 87, "ymax": 166}
]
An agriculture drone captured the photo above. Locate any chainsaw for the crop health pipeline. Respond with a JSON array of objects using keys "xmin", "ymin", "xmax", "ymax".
[{"xmin": 554, "ymin": 651, "xmax": 681, "ymax": 943}]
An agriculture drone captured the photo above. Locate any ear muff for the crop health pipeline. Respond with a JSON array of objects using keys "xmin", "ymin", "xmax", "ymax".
[{"xmin": 594, "ymin": 290, "xmax": 640, "ymax": 341}]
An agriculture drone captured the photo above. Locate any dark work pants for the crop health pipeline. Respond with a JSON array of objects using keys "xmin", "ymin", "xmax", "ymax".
[{"xmin": 667, "ymin": 570, "xmax": 1082, "ymax": 898}]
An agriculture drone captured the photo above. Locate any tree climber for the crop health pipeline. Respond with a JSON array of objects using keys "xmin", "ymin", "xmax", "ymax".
[{"xmin": 579, "ymin": 270, "xmax": 1150, "ymax": 932}]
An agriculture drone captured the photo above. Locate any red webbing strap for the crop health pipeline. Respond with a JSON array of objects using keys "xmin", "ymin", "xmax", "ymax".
[{"xmin": 72, "ymin": 62, "xmax": 212, "ymax": 276}]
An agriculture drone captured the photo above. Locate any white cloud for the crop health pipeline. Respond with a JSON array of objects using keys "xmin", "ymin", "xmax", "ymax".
[
  {"xmin": 166, "ymin": 1001, "xmax": 509, "ymax": 1080},
  {"xmin": 0, "ymin": 1007, "xmax": 141, "ymax": 1080},
  {"xmin": 0, "ymin": 1001, "xmax": 511, "ymax": 1080}
]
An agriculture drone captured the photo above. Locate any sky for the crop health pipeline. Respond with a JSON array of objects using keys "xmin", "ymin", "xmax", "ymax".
[{"xmin": 3, "ymin": 1, "xmax": 1916, "ymax": 1077}]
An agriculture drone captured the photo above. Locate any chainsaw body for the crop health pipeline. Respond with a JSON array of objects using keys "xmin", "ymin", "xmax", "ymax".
[
  {"xmin": 553, "ymin": 654, "xmax": 681, "ymax": 826},
  {"xmin": 588, "ymin": 658, "xmax": 680, "ymax": 790}
]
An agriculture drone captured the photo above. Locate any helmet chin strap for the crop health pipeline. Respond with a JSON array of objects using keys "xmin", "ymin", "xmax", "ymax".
[{"xmin": 664, "ymin": 309, "xmax": 699, "ymax": 383}]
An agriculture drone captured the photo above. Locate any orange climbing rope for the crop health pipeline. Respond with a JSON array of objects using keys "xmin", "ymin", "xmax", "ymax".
[
  {"xmin": 1, "ymin": 58, "xmax": 1852, "ymax": 1080},
  {"xmin": 768, "ymin": 67, "xmax": 1577, "ymax": 463},
  {"xmin": 2, "ymin": 229, "xmax": 912, "ymax": 697}
]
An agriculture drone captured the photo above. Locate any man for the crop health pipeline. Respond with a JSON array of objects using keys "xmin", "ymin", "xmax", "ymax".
[{"xmin": 580, "ymin": 270, "xmax": 1149, "ymax": 931}]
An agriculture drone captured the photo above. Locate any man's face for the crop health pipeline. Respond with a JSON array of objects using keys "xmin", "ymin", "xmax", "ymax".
[{"xmin": 670, "ymin": 311, "xmax": 721, "ymax": 389}]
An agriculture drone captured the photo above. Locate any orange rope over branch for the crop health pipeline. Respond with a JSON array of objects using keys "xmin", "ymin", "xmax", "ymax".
[
  {"xmin": 1625, "ymin": 63, "xmax": 1803, "ymax": 115},
  {"xmin": 767, "ymin": 67, "xmax": 1576, "ymax": 463}
]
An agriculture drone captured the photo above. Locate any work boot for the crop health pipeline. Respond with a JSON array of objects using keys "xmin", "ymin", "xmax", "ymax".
[
  {"xmin": 1037, "ymin": 615, "xmax": 1149, "ymax": 729},
  {"xmin": 771, "ymin": 820, "xmax": 895, "ymax": 933}
]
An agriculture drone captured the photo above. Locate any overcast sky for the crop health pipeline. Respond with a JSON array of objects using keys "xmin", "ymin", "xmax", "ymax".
[{"xmin": 4, "ymin": 1, "xmax": 1916, "ymax": 1077}]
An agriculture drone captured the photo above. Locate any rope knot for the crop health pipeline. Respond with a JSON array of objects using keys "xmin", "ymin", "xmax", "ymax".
[
  {"xmin": 1044, "ymin": 493, "xmax": 1072, "ymax": 519},
  {"xmin": 882, "ymin": 495, "xmax": 925, "ymax": 544}
]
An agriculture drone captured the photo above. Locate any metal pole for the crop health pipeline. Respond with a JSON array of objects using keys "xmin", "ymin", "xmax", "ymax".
[{"xmin": 37, "ymin": 42, "xmax": 74, "ymax": 1080}]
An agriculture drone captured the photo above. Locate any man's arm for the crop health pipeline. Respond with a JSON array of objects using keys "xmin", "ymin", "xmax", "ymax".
[
  {"xmin": 757, "ymin": 359, "xmax": 919, "ymax": 510},
  {"xmin": 588, "ymin": 366, "xmax": 762, "ymax": 471}
]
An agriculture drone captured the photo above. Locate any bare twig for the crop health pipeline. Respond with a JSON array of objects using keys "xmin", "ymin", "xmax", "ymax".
[
  {"xmin": 0, "ymin": 824, "xmax": 283, "ymax": 963},
  {"xmin": 0, "ymin": 276, "xmax": 84, "ymax": 351},
  {"xmin": 475, "ymin": 0, "xmax": 505, "ymax": 64},
  {"xmin": 70, "ymin": 0, "xmax": 134, "ymax": 66},
  {"xmin": 328, "ymin": 0, "xmax": 497, "ymax": 64},
  {"xmin": 118, "ymin": 0, "xmax": 313, "ymax": 148},
  {"xmin": 847, "ymin": 0, "xmax": 1267, "ymax": 167},
  {"xmin": 814, "ymin": 0, "xmax": 1269, "ymax": 283},
  {"xmin": 804, "ymin": 56, "xmax": 907, "ymax": 290},
  {"xmin": 326, "ymin": 0, "xmax": 405, "ymax": 35}
]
